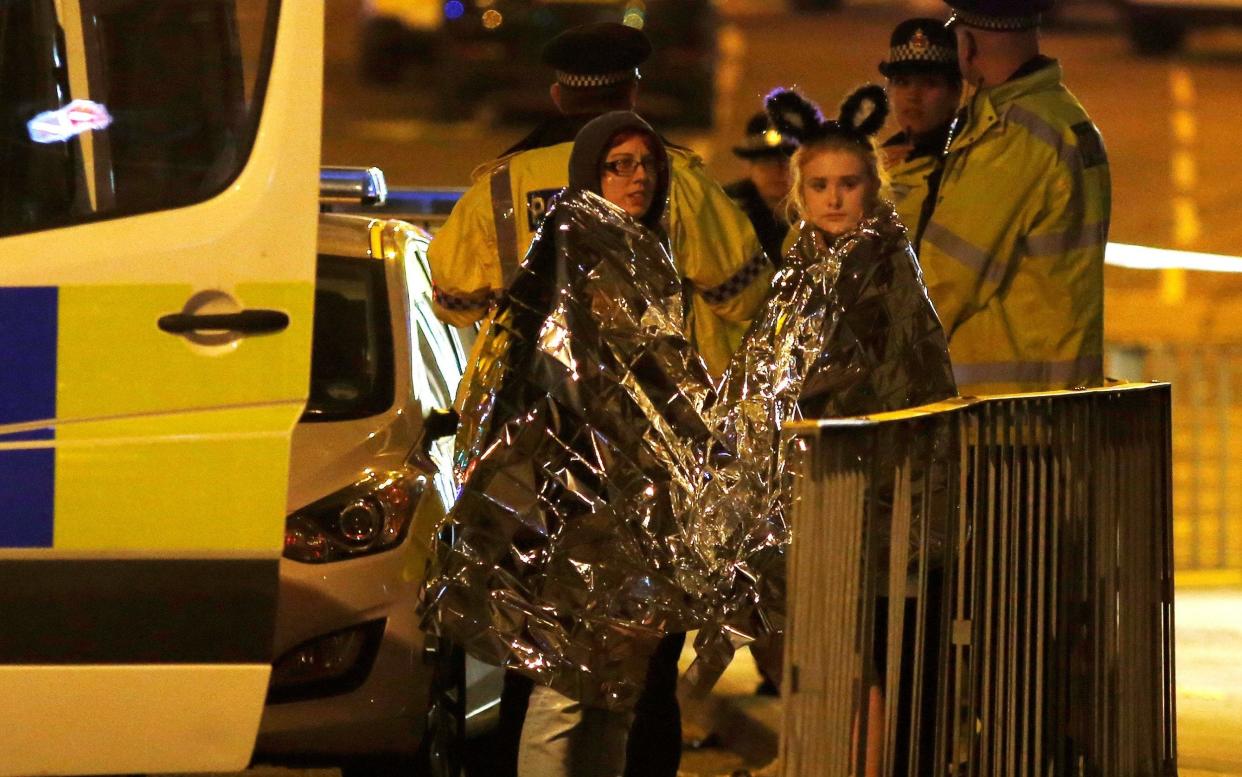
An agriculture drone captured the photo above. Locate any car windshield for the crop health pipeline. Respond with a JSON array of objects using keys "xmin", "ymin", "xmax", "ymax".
[
  {"xmin": 303, "ymin": 255, "xmax": 395, "ymax": 422},
  {"xmin": 0, "ymin": 0, "xmax": 279, "ymax": 237}
]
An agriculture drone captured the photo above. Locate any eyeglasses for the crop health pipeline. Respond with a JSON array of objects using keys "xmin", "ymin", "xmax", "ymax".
[{"xmin": 602, "ymin": 156, "xmax": 656, "ymax": 178}]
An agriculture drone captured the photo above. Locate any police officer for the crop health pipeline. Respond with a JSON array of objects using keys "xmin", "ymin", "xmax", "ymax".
[
  {"xmin": 878, "ymin": 18, "xmax": 962, "ymax": 240},
  {"xmin": 428, "ymin": 22, "xmax": 771, "ymax": 380},
  {"xmin": 916, "ymin": 0, "xmax": 1110, "ymax": 395},
  {"xmin": 725, "ymin": 112, "xmax": 796, "ymax": 266}
]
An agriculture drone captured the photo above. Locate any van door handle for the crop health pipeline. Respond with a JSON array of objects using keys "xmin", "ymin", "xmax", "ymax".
[{"xmin": 158, "ymin": 309, "xmax": 290, "ymax": 335}]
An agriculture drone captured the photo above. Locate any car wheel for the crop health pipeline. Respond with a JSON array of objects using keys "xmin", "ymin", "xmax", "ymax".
[
  {"xmin": 1128, "ymin": 13, "xmax": 1186, "ymax": 56},
  {"xmin": 414, "ymin": 637, "xmax": 467, "ymax": 777},
  {"xmin": 359, "ymin": 17, "xmax": 408, "ymax": 84}
]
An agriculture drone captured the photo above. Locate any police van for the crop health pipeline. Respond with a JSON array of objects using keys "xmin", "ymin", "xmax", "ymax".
[
  {"xmin": 0, "ymin": 0, "xmax": 508, "ymax": 772},
  {"xmin": 1, "ymin": 1, "xmax": 320, "ymax": 774}
]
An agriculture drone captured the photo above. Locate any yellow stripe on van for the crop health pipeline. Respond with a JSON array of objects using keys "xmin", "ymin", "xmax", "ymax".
[
  {"xmin": 56, "ymin": 282, "xmax": 313, "ymax": 420},
  {"xmin": 50, "ymin": 281, "xmax": 313, "ymax": 551},
  {"xmin": 53, "ymin": 405, "xmax": 295, "ymax": 550}
]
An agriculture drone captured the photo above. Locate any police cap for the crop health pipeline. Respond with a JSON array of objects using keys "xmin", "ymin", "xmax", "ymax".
[
  {"xmin": 944, "ymin": 0, "xmax": 1053, "ymax": 31},
  {"xmin": 879, "ymin": 18, "xmax": 960, "ymax": 79},
  {"xmin": 732, "ymin": 112, "xmax": 798, "ymax": 159},
  {"xmin": 542, "ymin": 22, "xmax": 653, "ymax": 89}
]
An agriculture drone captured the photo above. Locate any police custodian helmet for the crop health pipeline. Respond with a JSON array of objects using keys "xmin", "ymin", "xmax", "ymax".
[
  {"xmin": 541, "ymin": 22, "xmax": 653, "ymax": 88},
  {"xmin": 879, "ymin": 18, "xmax": 960, "ymax": 79},
  {"xmin": 944, "ymin": 0, "xmax": 1054, "ymax": 31},
  {"xmin": 732, "ymin": 112, "xmax": 798, "ymax": 159}
]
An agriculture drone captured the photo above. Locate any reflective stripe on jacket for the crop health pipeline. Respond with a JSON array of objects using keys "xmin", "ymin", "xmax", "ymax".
[
  {"xmin": 918, "ymin": 60, "xmax": 1110, "ymax": 396},
  {"xmin": 428, "ymin": 142, "xmax": 772, "ymax": 378},
  {"xmin": 885, "ymin": 151, "xmax": 938, "ymax": 241}
]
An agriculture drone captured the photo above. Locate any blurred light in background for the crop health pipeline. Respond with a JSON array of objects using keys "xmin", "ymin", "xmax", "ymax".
[
  {"xmin": 482, "ymin": 9, "xmax": 503, "ymax": 29},
  {"xmin": 623, "ymin": 1, "xmax": 646, "ymax": 29},
  {"xmin": 444, "ymin": 0, "xmax": 465, "ymax": 21}
]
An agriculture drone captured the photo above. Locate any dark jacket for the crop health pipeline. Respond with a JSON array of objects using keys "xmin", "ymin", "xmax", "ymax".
[
  {"xmin": 882, "ymin": 121, "xmax": 954, "ymax": 164},
  {"xmin": 723, "ymin": 178, "xmax": 789, "ymax": 268}
]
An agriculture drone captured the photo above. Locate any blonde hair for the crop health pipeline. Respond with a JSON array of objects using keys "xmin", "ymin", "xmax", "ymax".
[{"xmin": 783, "ymin": 136, "xmax": 887, "ymax": 225}]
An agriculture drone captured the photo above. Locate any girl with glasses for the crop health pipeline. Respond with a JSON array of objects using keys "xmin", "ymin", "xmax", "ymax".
[{"xmin": 422, "ymin": 111, "xmax": 709, "ymax": 777}]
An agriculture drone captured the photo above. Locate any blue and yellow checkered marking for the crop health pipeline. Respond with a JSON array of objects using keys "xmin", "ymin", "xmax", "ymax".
[{"xmin": 0, "ymin": 287, "xmax": 57, "ymax": 548}]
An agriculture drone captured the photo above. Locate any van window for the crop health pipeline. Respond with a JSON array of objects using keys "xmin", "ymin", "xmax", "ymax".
[
  {"xmin": 0, "ymin": 0, "xmax": 279, "ymax": 237},
  {"xmin": 304, "ymin": 256, "xmax": 396, "ymax": 422}
]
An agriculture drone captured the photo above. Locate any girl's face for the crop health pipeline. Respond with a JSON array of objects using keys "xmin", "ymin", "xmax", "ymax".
[
  {"xmin": 799, "ymin": 148, "xmax": 875, "ymax": 237},
  {"xmin": 601, "ymin": 134, "xmax": 657, "ymax": 219}
]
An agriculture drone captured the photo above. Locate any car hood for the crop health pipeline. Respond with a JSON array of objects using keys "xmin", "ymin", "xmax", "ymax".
[{"xmin": 285, "ymin": 408, "xmax": 417, "ymax": 513}]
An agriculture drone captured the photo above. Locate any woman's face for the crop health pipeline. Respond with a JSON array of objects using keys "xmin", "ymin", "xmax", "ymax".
[
  {"xmin": 799, "ymin": 148, "xmax": 875, "ymax": 237},
  {"xmin": 600, "ymin": 134, "xmax": 657, "ymax": 219},
  {"xmin": 887, "ymin": 72, "xmax": 961, "ymax": 138}
]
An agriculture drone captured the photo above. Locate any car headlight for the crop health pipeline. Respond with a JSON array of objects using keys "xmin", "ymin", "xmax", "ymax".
[{"xmin": 284, "ymin": 470, "xmax": 425, "ymax": 563}]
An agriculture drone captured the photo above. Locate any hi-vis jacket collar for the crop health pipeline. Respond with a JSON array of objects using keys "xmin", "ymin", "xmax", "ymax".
[{"xmin": 952, "ymin": 59, "xmax": 1063, "ymax": 151}]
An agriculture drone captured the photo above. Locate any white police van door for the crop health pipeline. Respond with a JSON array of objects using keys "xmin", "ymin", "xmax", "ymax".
[{"xmin": 0, "ymin": 1, "xmax": 320, "ymax": 774}]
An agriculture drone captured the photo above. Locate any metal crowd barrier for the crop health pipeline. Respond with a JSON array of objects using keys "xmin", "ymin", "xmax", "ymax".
[{"xmin": 781, "ymin": 383, "xmax": 1176, "ymax": 777}]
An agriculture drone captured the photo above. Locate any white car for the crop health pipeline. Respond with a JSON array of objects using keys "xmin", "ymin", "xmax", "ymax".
[{"xmin": 253, "ymin": 168, "xmax": 502, "ymax": 776}]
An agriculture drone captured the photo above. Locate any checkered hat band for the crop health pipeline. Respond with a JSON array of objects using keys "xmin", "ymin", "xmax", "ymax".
[
  {"xmin": 555, "ymin": 69, "xmax": 637, "ymax": 88},
  {"xmin": 433, "ymin": 284, "xmax": 498, "ymax": 312},
  {"xmin": 950, "ymin": 10, "xmax": 1040, "ymax": 30},
  {"xmin": 700, "ymin": 252, "xmax": 770, "ymax": 305},
  {"xmin": 887, "ymin": 42, "xmax": 957, "ymax": 67}
]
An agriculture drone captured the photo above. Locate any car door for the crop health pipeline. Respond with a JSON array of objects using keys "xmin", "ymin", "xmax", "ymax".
[{"xmin": 0, "ymin": 1, "xmax": 319, "ymax": 774}]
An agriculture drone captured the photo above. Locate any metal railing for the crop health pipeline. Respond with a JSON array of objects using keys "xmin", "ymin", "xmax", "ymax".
[
  {"xmin": 781, "ymin": 383, "xmax": 1176, "ymax": 777},
  {"xmin": 1109, "ymin": 343, "xmax": 1242, "ymax": 571}
]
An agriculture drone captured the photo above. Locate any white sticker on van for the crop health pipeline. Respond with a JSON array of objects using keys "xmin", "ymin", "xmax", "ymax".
[{"xmin": 27, "ymin": 99, "xmax": 113, "ymax": 144}]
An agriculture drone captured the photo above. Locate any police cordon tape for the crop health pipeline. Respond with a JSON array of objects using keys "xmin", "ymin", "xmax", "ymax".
[{"xmin": 1106, "ymin": 242, "xmax": 1242, "ymax": 273}]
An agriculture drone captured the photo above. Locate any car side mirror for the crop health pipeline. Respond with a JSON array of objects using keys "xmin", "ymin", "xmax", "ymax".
[
  {"xmin": 409, "ymin": 407, "xmax": 459, "ymax": 476},
  {"xmin": 423, "ymin": 407, "xmax": 459, "ymax": 444}
]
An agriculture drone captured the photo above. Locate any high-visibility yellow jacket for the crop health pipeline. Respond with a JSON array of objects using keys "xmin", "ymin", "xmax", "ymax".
[
  {"xmin": 429, "ymin": 141, "xmax": 772, "ymax": 379},
  {"xmin": 918, "ymin": 60, "xmax": 1110, "ymax": 395},
  {"xmin": 881, "ymin": 126, "xmax": 950, "ymax": 240},
  {"xmin": 886, "ymin": 152, "xmax": 936, "ymax": 239}
]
